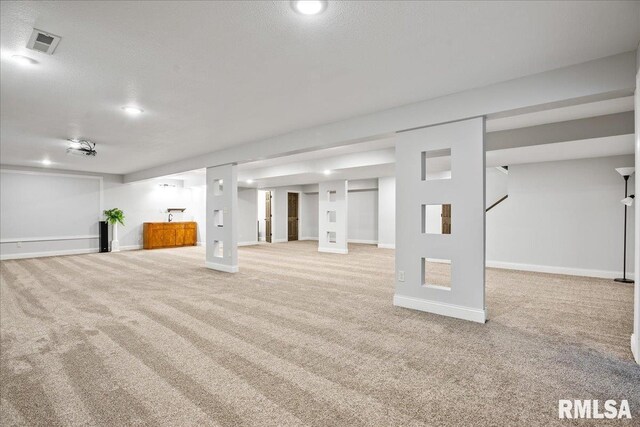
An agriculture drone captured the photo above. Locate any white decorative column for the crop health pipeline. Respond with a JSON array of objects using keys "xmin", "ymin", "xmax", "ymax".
[
  {"xmin": 111, "ymin": 222, "xmax": 120, "ymax": 252},
  {"xmin": 318, "ymin": 180, "xmax": 348, "ymax": 254},
  {"xmin": 394, "ymin": 117, "xmax": 486, "ymax": 323},
  {"xmin": 206, "ymin": 164, "xmax": 239, "ymax": 273}
]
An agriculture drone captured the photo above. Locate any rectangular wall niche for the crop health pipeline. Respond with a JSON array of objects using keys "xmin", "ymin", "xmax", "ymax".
[
  {"xmin": 213, "ymin": 179, "xmax": 224, "ymax": 196},
  {"xmin": 327, "ymin": 210, "xmax": 337, "ymax": 223},
  {"xmin": 421, "ymin": 148, "xmax": 452, "ymax": 181},
  {"xmin": 318, "ymin": 180, "xmax": 348, "ymax": 254},
  {"xmin": 328, "ymin": 190, "xmax": 337, "ymax": 202},
  {"xmin": 423, "ymin": 258, "xmax": 451, "ymax": 289},
  {"xmin": 421, "ymin": 204, "xmax": 451, "ymax": 234},
  {"xmin": 213, "ymin": 210, "xmax": 224, "ymax": 227},
  {"xmin": 327, "ymin": 231, "xmax": 337, "ymax": 243},
  {"xmin": 213, "ymin": 240, "xmax": 224, "ymax": 258}
]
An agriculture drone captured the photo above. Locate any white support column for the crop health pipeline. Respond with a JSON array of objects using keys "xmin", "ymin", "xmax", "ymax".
[
  {"xmin": 205, "ymin": 164, "xmax": 238, "ymax": 273},
  {"xmin": 632, "ymin": 62, "xmax": 639, "ymax": 364},
  {"xmin": 394, "ymin": 117, "xmax": 486, "ymax": 323},
  {"xmin": 377, "ymin": 177, "xmax": 396, "ymax": 249},
  {"xmin": 318, "ymin": 180, "xmax": 348, "ymax": 254}
]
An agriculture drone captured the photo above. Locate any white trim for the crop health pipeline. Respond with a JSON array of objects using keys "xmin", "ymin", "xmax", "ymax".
[
  {"xmin": 205, "ymin": 261, "xmax": 239, "ymax": 273},
  {"xmin": 299, "ymin": 237, "xmax": 318, "ymax": 241},
  {"xmin": 426, "ymin": 258, "xmax": 451, "ymax": 264},
  {"xmin": 348, "ymin": 239, "xmax": 377, "ymax": 245},
  {"xmin": 273, "ymin": 238, "xmax": 288, "ymax": 243},
  {"xmin": 318, "ymin": 247, "xmax": 348, "ymax": 254},
  {"xmin": 393, "ymin": 294, "xmax": 487, "ymax": 324},
  {"xmin": 238, "ymin": 241, "xmax": 259, "ymax": 246},
  {"xmin": 0, "ymin": 235, "xmax": 99, "ymax": 243},
  {"xmin": 119, "ymin": 245, "xmax": 142, "ymax": 251},
  {"xmin": 486, "ymin": 260, "xmax": 635, "ymax": 280},
  {"xmin": 632, "ymin": 333, "xmax": 639, "ymax": 364},
  {"xmin": 377, "ymin": 243, "xmax": 395, "ymax": 249},
  {"xmin": 0, "ymin": 248, "xmax": 99, "ymax": 260}
]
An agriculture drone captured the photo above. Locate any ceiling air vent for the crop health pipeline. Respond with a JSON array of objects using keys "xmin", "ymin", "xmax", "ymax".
[{"xmin": 26, "ymin": 28, "xmax": 61, "ymax": 55}]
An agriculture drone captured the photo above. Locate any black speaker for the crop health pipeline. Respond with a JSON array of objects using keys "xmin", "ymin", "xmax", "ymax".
[{"xmin": 99, "ymin": 221, "xmax": 109, "ymax": 253}]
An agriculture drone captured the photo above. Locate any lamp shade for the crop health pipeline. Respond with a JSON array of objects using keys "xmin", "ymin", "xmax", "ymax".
[
  {"xmin": 615, "ymin": 167, "xmax": 635, "ymax": 177},
  {"xmin": 621, "ymin": 195, "xmax": 635, "ymax": 207}
]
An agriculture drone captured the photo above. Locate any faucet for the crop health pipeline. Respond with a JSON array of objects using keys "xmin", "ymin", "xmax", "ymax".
[{"xmin": 168, "ymin": 213, "xmax": 173, "ymax": 222}]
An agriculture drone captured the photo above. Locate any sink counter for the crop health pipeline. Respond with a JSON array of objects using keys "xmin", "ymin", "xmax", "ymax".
[{"xmin": 143, "ymin": 221, "xmax": 197, "ymax": 249}]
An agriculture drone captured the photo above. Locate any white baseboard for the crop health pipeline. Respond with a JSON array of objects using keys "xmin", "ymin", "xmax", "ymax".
[
  {"xmin": 0, "ymin": 244, "xmax": 146, "ymax": 260},
  {"xmin": 205, "ymin": 261, "xmax": 239, "ymax": 273},
  {"xmin": 632, "ymin": 334, "xmax": 639, "ymax": 365},
  {"xmin": 377, "ymin": 243, "xmax": 395, "ymax": 249},
  {"xmin": 273, "ymin": 238, "xmax": 288, "ymax": 243},
  {"xmin": 196, "ymin": 241, "xmax": 204, "ymax": 246},
  {"xmin": 348, "ymin": 239, "xmax": 377, "ymax": 245},
  {"xmin": 238, "ymin": 241, "xmax": 259, "ymax": 247},
  {"xmin": 0, "ymin": 248, "xmax": 99, "ymax": 260},
  {"xmin": 119, "ymin": 245, "xmax": 142, "ymax": 251},
  {"xmin": 393, "ymin": 294, "xmax": 486, "ymax": 324},
  {"xmin": 486, "ymin": 260, "xmax": 634, "ymax": 280},
  {"xmin": 318, "ymin": 247, "xmax": 348, "ymax": 254},
  {"xmin": 299, "ymin": 237, "xmax": 318, "ymax": 241}
]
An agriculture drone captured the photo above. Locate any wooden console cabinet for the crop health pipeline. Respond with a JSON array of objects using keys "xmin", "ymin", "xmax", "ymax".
[{"xmin": 143, "ymin": 222, "xmax": 197, "ymax": 249}]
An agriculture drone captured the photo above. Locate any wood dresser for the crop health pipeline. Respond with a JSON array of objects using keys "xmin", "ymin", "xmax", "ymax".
[{"xmin": 143, "ymin": 222, "xmax": 197, "ymax": 249}]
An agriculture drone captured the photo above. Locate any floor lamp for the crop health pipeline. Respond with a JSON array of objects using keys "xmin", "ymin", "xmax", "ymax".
[{"xmin": 614, "ymin": 167, "xmax": 635, "ymax": 284}]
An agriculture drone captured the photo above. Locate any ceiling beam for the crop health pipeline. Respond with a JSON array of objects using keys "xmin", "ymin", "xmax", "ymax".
[
  {"xmin": 486, "ymin": 111, "xmax": 634, "ymax": 151},
  {"xmin": 124, "ymin": 51, "xmax": 637, "ymax": 183}
]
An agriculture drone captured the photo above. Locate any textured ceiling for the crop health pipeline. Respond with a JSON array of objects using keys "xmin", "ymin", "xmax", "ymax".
[{"xmin": 1, "ymin": 1, "xmax": 639, "ymax": 174}]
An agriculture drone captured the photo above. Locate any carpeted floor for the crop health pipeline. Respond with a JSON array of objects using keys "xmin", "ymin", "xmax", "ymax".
[{"xmin": 1, "ymin": 241, "xmax": 639, "ymax": 426}]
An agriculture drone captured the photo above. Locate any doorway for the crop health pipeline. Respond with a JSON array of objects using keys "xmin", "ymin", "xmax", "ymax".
[
  {"xmin": 441, "ymin": 204, "xmax": 451, "ymax": 234},
  {"xmin": 288, "ymin": 192, "xmax": 299, "ymax": 241},
  {"xmin": 265, "ymin": 191, "xmax": 272, "ymax": 243}
]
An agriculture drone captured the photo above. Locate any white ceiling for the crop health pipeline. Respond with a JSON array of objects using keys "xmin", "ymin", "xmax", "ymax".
[{"xmin": 1, "ymin": 1, "xmax": 638, "ymax": 174}]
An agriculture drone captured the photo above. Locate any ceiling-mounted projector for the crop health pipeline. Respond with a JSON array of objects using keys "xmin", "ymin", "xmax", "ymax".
[{"xmin": 66, "ymin": 139, "xmax": 97, "ymax": 157}]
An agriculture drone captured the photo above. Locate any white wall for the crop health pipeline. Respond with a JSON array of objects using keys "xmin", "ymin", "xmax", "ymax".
[
  {"xmin": 486, "ymin": 167, "xmax": 508, "ymax": 207},
  {"xmin": 348, "ymin": 190, "xmax": 378, "ymax": 243},
  {"xmin": 0, "ymin": 166, "xmax": 206, "ymax": 259},
  {"xmin": 486, "ymin": 154, "xmax": 635, "ymax": 278},
  {"xmin": 301, "ymin": 192, "xmax": 318, "ymax": 240},
  {"xmin": 238, "ymin": 187, "xmax": 258, "ymax": 245},
  {"xmin": 257, "ymin": 190, "xmax": 267, "ymax": 241},
  {"xmin": 378, "ymin": 177, "xmax": 395, "ymax": 248}
]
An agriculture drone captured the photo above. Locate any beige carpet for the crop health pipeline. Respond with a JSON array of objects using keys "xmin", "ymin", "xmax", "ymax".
[{"xmin": 1, "ymin": 241, "xmax": 638, "ymax": 426}]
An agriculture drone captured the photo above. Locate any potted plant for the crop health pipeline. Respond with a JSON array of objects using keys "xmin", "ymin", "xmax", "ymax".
[{"xmin": 103, "ymin": 208, "xmax": 125, "ymax": 252}]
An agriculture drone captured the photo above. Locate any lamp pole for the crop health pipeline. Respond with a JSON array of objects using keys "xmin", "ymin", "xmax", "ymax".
[{"xmin": 615, "ymin": 174, "xmax": 634, "ymax": 284}]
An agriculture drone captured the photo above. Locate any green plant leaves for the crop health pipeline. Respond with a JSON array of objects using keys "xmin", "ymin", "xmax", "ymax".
[{"xmin": 103, "ymin": 208, "xmax": 125, "ymax": 226}]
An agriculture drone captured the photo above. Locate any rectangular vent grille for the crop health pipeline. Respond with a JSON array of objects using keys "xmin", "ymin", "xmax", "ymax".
[{"xmin": 27, "ymin": 28, "xmax": 61, "ymax": 55}]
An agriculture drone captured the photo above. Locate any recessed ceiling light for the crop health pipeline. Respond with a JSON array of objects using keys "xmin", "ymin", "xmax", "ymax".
[
  {"xmin": 11, "ymin": 55, "xmax": 38, "ymax": 65},
  {"xmin": 121, "ymin": 106, "xmax": 143, "ymax": 115},
  {"xmin": 323, "ymin": 169, "xmax": 331, "ymax": 175},
  {"xmin": 246, "ymin": 179, "xmax": 254, "ymax": 184},
  {"xmin": 41, "ymin": 159, "xmax": 52, "ymax": 166},
  {"xmin": 291, "ymin": 0, "xmax": 327, "ymax": 15}
]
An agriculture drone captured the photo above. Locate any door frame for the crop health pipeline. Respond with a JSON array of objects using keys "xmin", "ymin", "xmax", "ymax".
[{"xmin": 287, "ymin": 191, "xmax": 301, "ymax": 242}]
